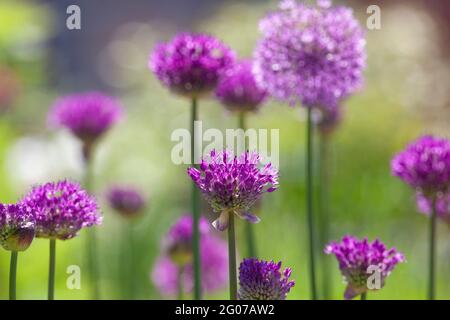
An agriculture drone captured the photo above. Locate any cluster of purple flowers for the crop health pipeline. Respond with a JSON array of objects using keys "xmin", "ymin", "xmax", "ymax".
[
  {"xmin": 149, "ymin": 33, "xmax": 236, "ymax": 98},
  {"xmin": 106, "ymin": 185, "xmax": 146, "ymax": 218},
  {"xmin": 253, "ymin": 0, "xmax": 365, "ymax": 109},
  {"xmin": 325, "ymin": 235, "xmax": 405, "ymax": 299},
  {"xmin": 188, "ymin": 150, "xmax": 278, "ymax": 231},
  {"xmin": 0, "ymin": 203, "xmax": 35, "ymax": 252},
  {"xmin": 152, "ymin": 215, "xmax": 228, "ymax": 296},
  {"xmin": 238, "ymin": 258, "xmax": 295, "ymax": 300}
]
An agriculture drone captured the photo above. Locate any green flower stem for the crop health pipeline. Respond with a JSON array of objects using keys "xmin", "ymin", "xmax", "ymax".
[
  {"xmin": 83, "ymin": 145, "xmax": 100, "ymax": 300},
  {"xmin": 228, "ymin": 213, "xmax": 238, "ymax": 300},
  {"xmin": 306, "ymin": 107, "xmax": 317, "ymax": 300},
  {"xmin": 191, "ymin": 96, "xmax": 202, "ymax": 300},
  {"xmin": 9, "ymin": 251, "xmax": 18, "ymax": 300},
  {"xmin": 238, "ymin": 112, "xmax": 257, "ymax": 258},
  {"xmin": 318, "ymin": 133, "xmax": 332, "ymax": 299},
  {"xmin": 48, "ymin": 239, "xmax": 56, "ymax": 300},
  {"xmin": 428, "ymin": 196, "xmax": 437, "ymax": 300}
]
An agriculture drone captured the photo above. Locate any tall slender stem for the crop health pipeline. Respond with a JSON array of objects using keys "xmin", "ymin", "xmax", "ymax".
[
  {"xmin": 239, "ymin": 112, "xmax": 257, "ymax": 258},
  {"xmin": 177, "ymin": 266, "xmax": 184, "ymax": 300},
  {"xmin": 48, "ymin": 239, "xmax": 56, "ymax": 300},
  {"xmin": 191, "ymin": 97, "xmax": 202, "ymax": 300},
  {"xmin": 9, "ymin": 251, "xmax": 18, "ymax": 300},
  {"xmin": 306, "ymin": 107, "xmax": 317, "ymax": 300},
  {"xmin": 83, "ymin": 145, "xmax": 100, "ymax": 300},
  {"xmin": 428, "ymin": 196, "xmax": 437, "ymax": 300},
  {"xmin": 361, "ymin": 292, "xmax": 367, "ymax": 300},
  {"xmin": 318, "ymin": 133, "xmax": 331, "ymax": 299},
  {"xmin": 228, "ymin": 213, "xmax": 238, "ymax": 300}
]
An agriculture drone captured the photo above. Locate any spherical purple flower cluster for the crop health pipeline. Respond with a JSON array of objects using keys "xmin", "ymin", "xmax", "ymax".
[
  {"xmin": 22, "ymin": 180, "xmax": 101, "ymax": 240},
  {"xmin": 215, "ymin": 60, "xmax": 267, "ymax": 113},
  {"xmin": 0, "ymin": 203, "xmax": 35, "ymax": 251},
  {"xmin": 150, "ymin": 33, "xmax": 236, "ymax": 98},
  {"xmin": 48, "ymin": 91, "xmax": 123, "ymax": 146},
  {"xmin": 416, "ymin": 192, "xmax": 450, "ymax": 226},
  {"xmin": 391, "ymin": 136, "xmax": 450, "ymax": 194},
  {"xmin": 188, "ymin": 150, "xmax": 278, "ymax": 231},
  {"xmin": 253, "ymin": 0, "xmax": 366, "ymax": 109},
  {"xmin": 163, "ymin": 214, "xmax": 210, "ymax": 266},
  {"xmin": 317, "ymin": 105, "xmax": 342, "ymax": 135},
  {"xmin": 152, "ymin": 215, "xmax": 228, "ymax": 296},
  {"xmin": 107, "ymin": 186, "xmax": 146, "ymax": 218},
  {"xmin": 325, "ymin": 235, "xmax": 405, "ymax": 299},
  {"xmin": 238, "ymin": 258, "xmax": 295, "ymax": 300}
]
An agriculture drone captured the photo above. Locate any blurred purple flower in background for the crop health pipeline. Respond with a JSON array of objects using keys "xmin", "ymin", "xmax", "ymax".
[
  {"xmin": 188, "ymin": 150, "xmax": 278, "ymax": 231},
  {"xmin": 107, "ymin": 185, "xmax": 146, "ymax": 218},
  {"xmin": 152, "ymin": 215, "xmax": 228, "ymax": 296},
  {"xmin": 22, "ymin": 180, "xmax": 101, "ymax": 240},
  {"xmin": 325, "ymin": 235, "xmax": 405, "ymax": 299},
  {"xmin": 149, "ymin": 33, "xmax": 236, "ymax": 98},
  {"xmin": 391, "ymin": 135, "xmax": 450, "ymax": 195},
  {"xmin": 416, "ymin": 192, "xmax": 450, "ymax": 226},
  {"xmin": 215, "ymin": 59, "xmax": 267, "ymax": 113},
  {"xmin": 0, "ymin": 203, "xmax": 35, "ymax": 252},
  {"xmin": 238, "ymin": 258, "xmax": 295, "ymax": 300},
  {"xmin": 48, "ymin": 91, "xmax": 123, "ymax": 148},
  {"xmin": 316, "ymin": 105, "xmax": 342, "ymax": 136},
  {"xmin": 253, "ymin": 0, "xmax": 366, "ymax": 109}
]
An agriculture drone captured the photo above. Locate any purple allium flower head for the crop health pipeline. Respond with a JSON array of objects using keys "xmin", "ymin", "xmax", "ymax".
[
  {"xmin": 149, "ymin": 33, "xmax": 236, "ymax": 98},
  {"xmin": 187, "ymin": 150, "xmax": 279, "ymax": 231},
  {"xmin": 254, "ymin": 0, "xmax": 366, "ymax": 109},
  {"xmin": 163, "ymin": 214, "xmax": 210, "ymax": 266},
  {"xmin": 215, "ymin": 59, "xmax": 267, "ymax": 113},
  {"xmin": 238, "ymin": 258, "xmax": 295, "ymax": 300},
  {"xmin": 152, "ymin": 234, "xmax": 228, "ymax": 296},
  {"xmin": 391, "ymin": 136, "xmax": 450, "ymax": 195},
  {"xmin": 106, "ymin": 185, "xmax": 146, "ymax": 218},
  {"xmin": 22, "ymin": 180, "xmax": 101, "ymax": 240},
  {"xmin": 325, "ymin": 235, "xmax": 405, "ymax": 300},
  {"xmin": 0, "ymin": 203, "xmax": 35, "ymax": 251},
  {"xmin": 416, "ymin": 192, "xmax": 450, "ymax": 226},
  {"xmin": 48, "ymin": 91, "xmax": 123, "ymax": 146}
]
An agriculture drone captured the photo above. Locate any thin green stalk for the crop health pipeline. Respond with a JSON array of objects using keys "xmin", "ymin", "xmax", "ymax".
[
  {"xmin": 177, "ymin": 266, "xmax": 184, "ymax": 300},
  {"xmin": 83, "ymin": 145, "xmax": 100, "ymax": 300},
  {"xmin": 428, "ymin": 196, "xmax": 437, "ymax": 300},
  {"xmin": 318, "ymin": 133, "xmax": 332, "ymax": 299},
  {"xmin": 361, "ymin": 292, "xmax": 367, "ymax": 300},
  {"xmin": 239, "ymin": 112, "xmax": 257, "ymax": 258},
  {"xmin": 228, "ymin": 213, "xmax": 238, "ymax": 300},
  {"xmin": 191, "ymin": 97, "xmax": 202, "ymax": 300},
  {"xmin": 9, "ymin": 251, "xmax": 18, "ymax": 300},
  {"xmin": 128, "ymin": 223, "xmax": 135, "ymax": 299},
  {"xmin": 306, "ymin": 107, "xmax": 317, "ymax": 300},
  {"xmin": 48, "ymin": 239, "xmax": 56, "ymax": 300}
]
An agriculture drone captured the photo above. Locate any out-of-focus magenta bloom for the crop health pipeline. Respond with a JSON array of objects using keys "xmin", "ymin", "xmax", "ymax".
[
  {"xmin": 391, "ymin": 136, "xmax": 450, "ymax": 194},
  {"xmin": 152, "ymin": 234, "xmax": 228, "ymax": 296},
  {"xmin": 0, "ymin": 203, "xmax": 35, "ymax": 251},
  {"xmin": 215, "ymin": 59, "xmax": 267, "ymax": 113},
  {"xmin": 149, "ymin": 33, "xmax": 236, "ymax": 98},
  {"xmin": 317, "ymin": 106, "xmax": 342, "ymax": 135},
  {"xmin": 106, "ymin": 185, "xmax": 146, "ymax": 218},
  {"xmin": 325, "ymin": 235, "xmax": 405, "ymax": 299},
  {"xmin": 163, "ymin": 215, "xmax": 210, "ymax": 266},
  {"xmin": 22, "ymin": 180, "xmax": 101, "ymax": 240},
  {"xmin": 188, "ymin": 150, "xmax": 278, "ymax": 231},
  {"xmin": 416, "ymin": 192, "xmax": 450, "ymax": 226},
  {"xmin": 238, "ymin": 258, "xmax": 295, "ymax": 300},
  {"xmin": 253, "ymin": 0, "xmax": 366, "ymax": 109},
  {"xmin": 48, "ymin": 91, "xmax": 123, "ymax": 146}
]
